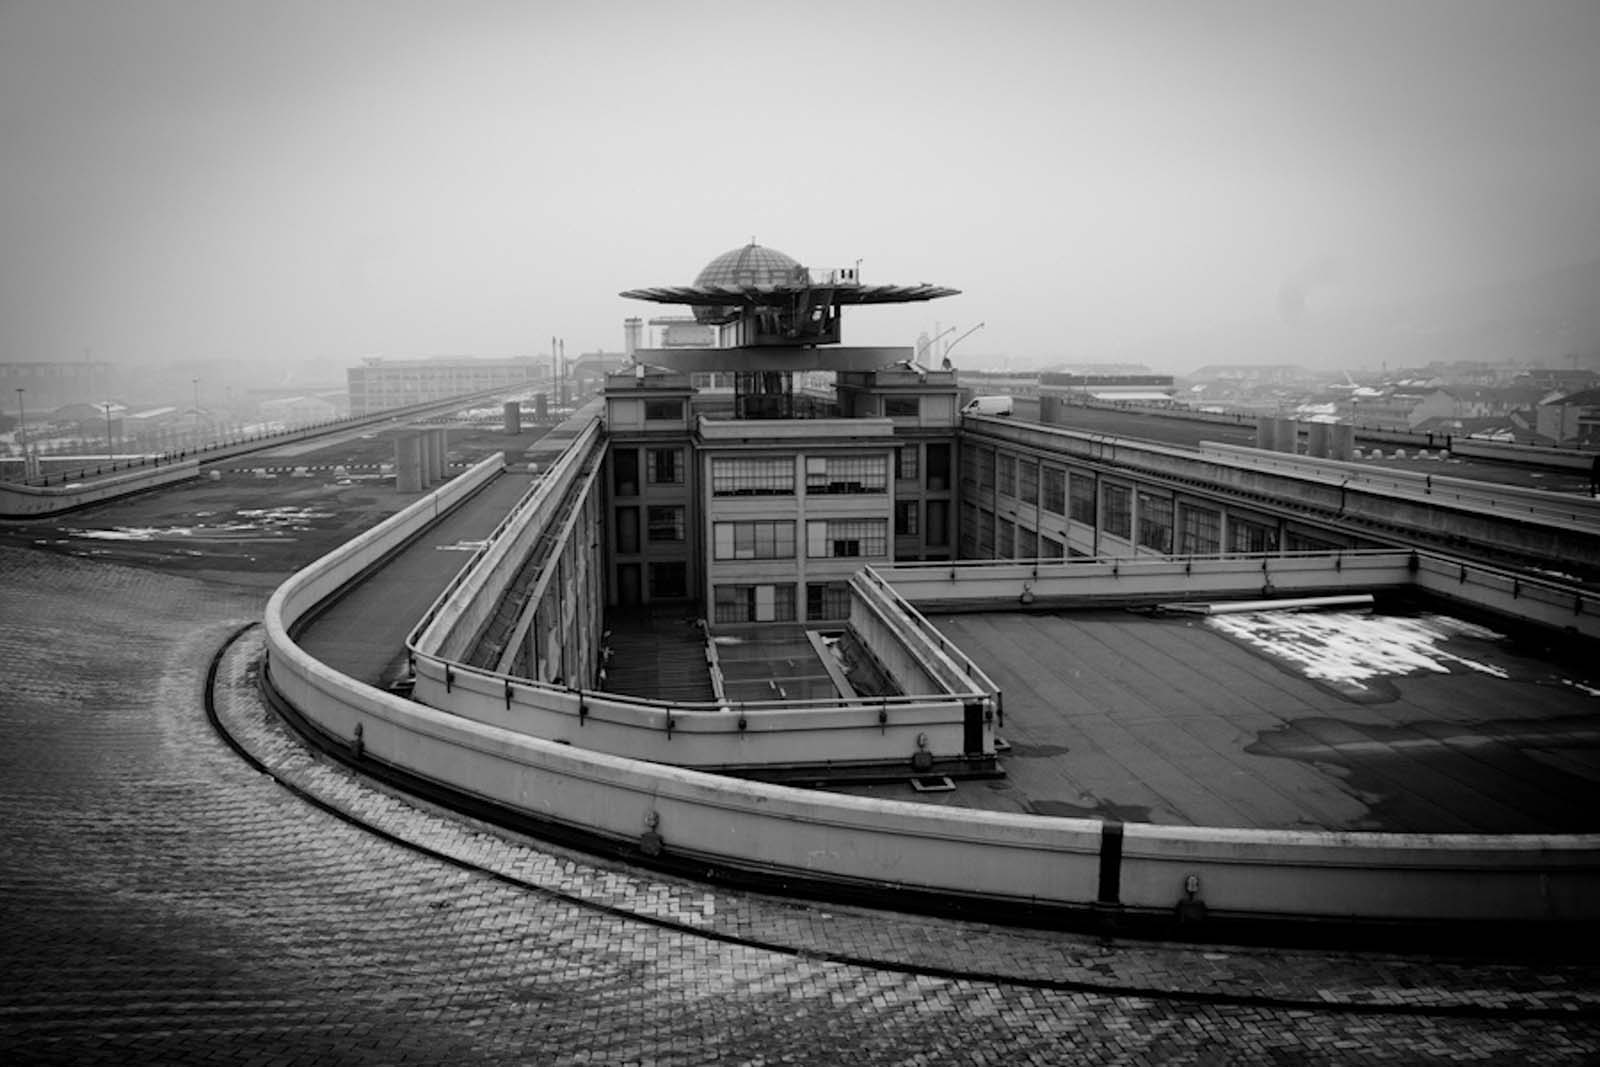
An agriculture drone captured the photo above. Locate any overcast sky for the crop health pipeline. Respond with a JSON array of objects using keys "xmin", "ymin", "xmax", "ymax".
[{"xmin": 2, "ymin": 0, "xmax": 1597, "ymax": 371}]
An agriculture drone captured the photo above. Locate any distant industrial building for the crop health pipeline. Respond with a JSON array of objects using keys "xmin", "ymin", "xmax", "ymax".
[{"xmin": 347, "ymin": 356, "xmax": 540, "ymax": 416}]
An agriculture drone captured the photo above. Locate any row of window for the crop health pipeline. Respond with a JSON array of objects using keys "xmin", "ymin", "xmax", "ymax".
[
  {"xmin": 959, "ymin": 496, "xmax": 1276, "ymax": 559},
  {"xmin": 709, "ymin": 519, "xmax": 890, "ymax": 560},
  {"xmin": 619, "ymin": 515, "xmax": 897, "ymax": 559},
  {"xmin": 614, "ymin": 506, "xmax": 687, "ymax": 553},
  {"xmin": 961, "ymin": 450, "xmax": 1100, "ymax": 527},
  {"xmin": 711, "ymin": 581, "xmax": 854, "ymax": 623},
  {"xmin": 613, "ymin": 447, "xmax": 952, "ymax": 498},
  {"xmin": 613, "ymin": 448, "xmax": 684, "ymax": 496}
]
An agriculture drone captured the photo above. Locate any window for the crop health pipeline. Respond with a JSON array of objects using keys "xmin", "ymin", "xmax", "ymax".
[
  {"xmin": 644, "ymin": 398, "xmax": 683, "ymax": 420},
  {"xmin": 712, "ymin": 457, "xmax": 793, "ymax": 496},
  {"xmin": 894, "ymin": 500, "xmax": 919, "ymax": 536},
  {"xmin": 614, "ymin": 507, "xmax": 639, "ymax": 554},
  {"xmin": 996, "ymin": 519, "xmax": 1014, "ymax": 558},
  {"xmin": 646, "ymin": 505, "xmax": 685, "ymax": 542},
  {"xmin": 1016, "ymin": 528, "xmax": 1038, "ymax": 558},
  {"xmin": 804, "ymin": 454, "xmax": 887, "ymax": 494},
  {"xmin": 1178, "ymin": 506, "xmax": 1221, "ymax": 555},
  {"xmin": 1230, "ymin": 517, "xmax": 1278, "ymax": 555},
  {"xmin": 1103, "ymin": 484, "xmax": 1132, "ymax": 539},
  {"xmin": 1286, "ymin": 531, "xmax": 1337, "ymax": 552},
  {"xmin": 1040, "ymin": 535, "xmax": 1065, "ymax": 559},
  {"xmin": 884, "ymin": 397, "xmax": 920, "ymax": 418},
  {"xmin": 1069, "ymin": 474, "xmax": 1096, "ymax": 526},
  {"xmin": 925, "ymin": 500, "xmax": 949, "ymax": 546},
  {"xmin": 959, "ymin": 501, "xmax": 980, "ymax": 556},
  {"xmin": 977, "ymin": 448, "xmax": 995, "ymax": 491},
  {"xmin": 806, "ymin": 519, "xmax": 888, "ymax": 558},
  {"xmin": 997, "ymin": 455, "xmax": 1015, "ymax": 496},
  {"xmin": 612, "ymin": 448, "xmax": 638, "ymax": 497},
  {"xmin": 648, "ymin": 561, "xmax": 687, "ymax": 598},
  {"xmin": 713, "ymin": 583, "xmax": 796, "ymax": 623},
  {"xmin": 926, "ymin": 444, "xmax": 950, "ymax": 491},
  {"xmin": 1019, "ymin": 461, "xmax": 1039, "ymax": 506},
  {"xmin": 806, "ymin": 581, "xmax": 852, "ymax": 621},
  {"xmin": 1136, "ymin": 492, "xmax": 1173, "ymax": 553},
  {"xmin": 976, "ymin": 508, "xmax": 995, "ymax": 557},
  {"xmin": 895, "ymin": 445, "xmax": 919, "ymax": 482},
  {"xmin": 712, "ymin": 520, "xmax": 795, "ymax": 560},
  {"xmin": 646, "ymin": 448, "xmax": 683, "ymax": 484},
  {"xmin": 1042, "ymin": 467, "xmax": 1066, "ymax": 515}
]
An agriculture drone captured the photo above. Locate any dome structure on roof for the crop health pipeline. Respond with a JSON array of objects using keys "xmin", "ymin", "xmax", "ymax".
[
  {"xmin": 691, "ymin": 243, "xmax": 804, "ymax": 324},
  {"xmin": 694, "ymin": 243, "xmax": 803, "ymax": 288}
]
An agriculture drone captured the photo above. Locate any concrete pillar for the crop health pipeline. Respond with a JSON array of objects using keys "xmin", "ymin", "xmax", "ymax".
[
  {"xmin": 1307, "ymin": 421, "xmax": 1331, "ymax": 459},
  {"xmin": 1039, "ymin": 395, "xmax": 1060, "ymax": 425},
  {"xmin": 395, "ymin": 433, "xmax": 424, "ymax": 493},
  {"xmin": 535, "ymin": 393, "xmax": 549, "ymax": 419},
  {"xmin": 1255, "ymin": 416, "xmax": 1276, "ymax": 451},
  {"xmin": 1275, "ymin": 418, "xmax": 1299, "ymax": 454},
  {"xmin": 1331, "ymin": 423, "xmax": 1355, "ymax": 462},
  {"xmin": 423, "ymin": 427, "xmax": 447, "ymax": 485},
  {"xmin": 504, "ymin": 400, "xmax": 522, "ymax": 435},
  {"xmin": 417, "ymin": 429, "xmax": 437, "ymax": 486}
]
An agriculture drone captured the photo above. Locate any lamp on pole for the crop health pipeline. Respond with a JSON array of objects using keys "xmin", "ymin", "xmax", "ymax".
[
  {"xmin": 102, "ymin": 401, "xmax": 114, "ymax": 462},
  {"xmin": 941, "ymin": 321, "xmax": 986, "ymax": 366},
  {"xmin": 192, "ymin": 377, "xmax": 200, "ymax": 448},
  {"xmin": 914, "ymin": 325, "xmax": 957, "ymax": 365},
  {"xmin": 14, "ymin": 388, "xmax": 27, "ymax": 480}
]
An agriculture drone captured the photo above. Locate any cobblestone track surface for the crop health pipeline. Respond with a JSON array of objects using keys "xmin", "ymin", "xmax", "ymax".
[
  {"xmin": 2, "ymin": 544, "xmax": 1599, "ymax": 1064},
  {"xmin": 221, "ymin": 629, "xmax": 1600, "ymax": 1020}
]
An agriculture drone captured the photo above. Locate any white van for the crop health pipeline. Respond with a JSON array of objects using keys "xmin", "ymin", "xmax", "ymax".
[{"xmin": 961, "ymin": 395, "xmax": 1013, "ymax": 417}]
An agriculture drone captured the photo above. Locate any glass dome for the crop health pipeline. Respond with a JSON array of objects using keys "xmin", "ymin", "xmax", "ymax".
[{"xmin": 693, "ymin": 243, "xmax": 802, "ymax": 289}]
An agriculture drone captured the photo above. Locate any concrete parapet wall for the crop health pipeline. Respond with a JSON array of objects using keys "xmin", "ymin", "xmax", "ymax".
[
  {"xmin": 1450, "ymin": 438, "xmax": 1598, "ymax": 471},
  {"xmin": 0, "ymin": 459, "xmax": 199, "ymax": 518},
  {"xmin": 263, "ymin": 460, "xmax": 1600, "ymax": 933},
  {"xmin": 1120, "ymin": 824, "xmax": 1600, "ymax": 922},
  {"xmin": 408, "ymin": 658, "xmax": 970, "ymax": 767},
  {"xmin": 882, "ymin": 552, "xmax": 1417, "ymax": 613},
  {"xmin": 415, "ymin": 422, "xmax": 601, "ymax": 665}
]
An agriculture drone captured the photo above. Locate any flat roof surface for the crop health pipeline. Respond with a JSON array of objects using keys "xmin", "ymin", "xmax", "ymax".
[{"xmin": 831, "ymin": 606, "xmax": 1600, "ymax": 833}]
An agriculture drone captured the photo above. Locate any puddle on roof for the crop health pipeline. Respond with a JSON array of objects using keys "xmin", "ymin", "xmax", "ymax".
[{"xmin": 1247, "ymin": 713, "xmax": 1600, "ymax": 833}]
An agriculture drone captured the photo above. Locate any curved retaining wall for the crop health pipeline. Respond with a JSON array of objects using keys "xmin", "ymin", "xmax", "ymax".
[
  {"xmin": 0, "ymin": 459, "xmax": 199, "ymax": 518},
  {"xmin": 263, "ymin": 469, "xmax": 1600, "ymax": 936}
]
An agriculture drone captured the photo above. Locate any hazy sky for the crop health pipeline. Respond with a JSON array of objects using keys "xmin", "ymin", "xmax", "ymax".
[{"xmin": 2, "ymin": 0, "xmax": 1597, "ymax": 370}]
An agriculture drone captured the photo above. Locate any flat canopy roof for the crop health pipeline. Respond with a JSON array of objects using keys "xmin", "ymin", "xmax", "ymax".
[{"xmin": 620, "ymin": 283, "xmax": 959, "ymax": 307}]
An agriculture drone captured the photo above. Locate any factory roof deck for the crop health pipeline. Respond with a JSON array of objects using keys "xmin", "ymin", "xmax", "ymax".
[{"xmin": 825, "ymin": 604, "xmax": 1600, "ymax": 835}]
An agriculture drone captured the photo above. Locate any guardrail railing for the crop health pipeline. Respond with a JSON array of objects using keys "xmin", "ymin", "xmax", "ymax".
[{"xmin": 1200, "ymin": 440, "xmax": 1600, "ymax": 527}]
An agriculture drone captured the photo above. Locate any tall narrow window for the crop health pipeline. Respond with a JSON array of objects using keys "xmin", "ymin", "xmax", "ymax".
[
  {"xmin": 612, "ymin": 449, "xmax": 638, "ymax": 497},
  {"xmin": 926, "ymin": 444, "xmax": 950, "ymax": 491},
  {"xmin": 647, "ymin": 448, "xmax": 683, "ymax": 484},
  {"xmin": 1103, "ymin": 484, "xmax": 1132, "ymax": 539}
]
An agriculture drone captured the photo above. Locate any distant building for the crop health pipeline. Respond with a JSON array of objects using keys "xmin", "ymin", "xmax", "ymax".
[
  {"xmin": 1038, "ymin": 372, "xmax": 1175, "ymax": 406},
  {"xmin": 1536, "ymin": 388, "xmax": 1600, "ymax": 445},
  {"xmin": 347, "ymin": 356, "xmax": 539, "ymax": 416},
  {"xmin": 1, "ymin": 361, "xmax": 120, "ymax": 411},
  {"xmin": 259, "ymin": 394, "xmax": 341, "ymax": 427}
]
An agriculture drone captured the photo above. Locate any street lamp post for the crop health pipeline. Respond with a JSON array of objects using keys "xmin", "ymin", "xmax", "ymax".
[
  {"xmin": 14, "ymin": 388, "xmax": 27, "ymax": 481},
  {"xmin": 914, "ymin": 325, "xmax": 957, "ymax": 365},
  {"xmin": 103, "ymin": 402, "xmax": 114, "ymax": 463},
  {"xmin": 192, "ymin": 377, "xmax": 200, "ymax": 449},
  {"xmin": 940, "ymin": 321, "xmax": 986, "ymax": 366}
]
